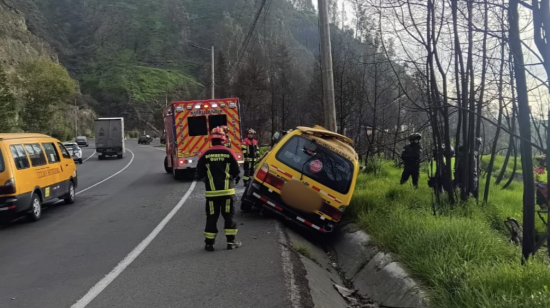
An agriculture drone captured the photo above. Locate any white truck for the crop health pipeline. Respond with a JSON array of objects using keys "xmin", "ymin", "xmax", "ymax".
[{"xmin": 94, "ymin": 118, "xmax": 125, "ymax": 160}]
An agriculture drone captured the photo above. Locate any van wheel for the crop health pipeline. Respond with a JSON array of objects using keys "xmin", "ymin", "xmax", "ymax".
[
  {"xmin": 98, "ymin": 155, "xmax": 104, "ymax": 160},
  {"xmin": 117, "ymin": 154, "xmax": 123, "ymax": 159},
  {"xmin": 79, "ymin": 159, "xmax": 83, "ymax": 164},
  {"xmin": 64, "ymin": 181, "xmax": 76, "ymax": 204},
  {"xmin": 27, "ymin": 193, "xmax": 42, "ymax": 222},
  {"xmin": 164, "ymin": 157, "xmax": 172, "ymax": 174}
]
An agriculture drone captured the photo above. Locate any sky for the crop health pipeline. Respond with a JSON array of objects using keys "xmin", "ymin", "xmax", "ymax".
[{"xmin": 311, "ymin": 0, "xmax": 548, "ymax": 113}]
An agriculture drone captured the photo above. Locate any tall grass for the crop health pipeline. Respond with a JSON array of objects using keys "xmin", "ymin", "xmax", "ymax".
[{"xmin": 350, "ymin": 161, "xmax": 550, "ymax": 308}]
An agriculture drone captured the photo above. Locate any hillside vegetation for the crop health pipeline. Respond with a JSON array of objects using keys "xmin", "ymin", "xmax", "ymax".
[{"xmin": 0, "ymin": 0, "xmax": 342, "ymax": 136}]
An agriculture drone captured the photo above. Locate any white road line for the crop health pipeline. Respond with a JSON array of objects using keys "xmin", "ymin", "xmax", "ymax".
[
  {"xmin": 71, "ymin": 181, "xmax": 197, "ymax": 308},
  {"xmin": 82, "ymin": 150, "xmax": 97, "ymax": 163},
  {"xmin": 76, "ymin": 150, "xmax": 135, "ymax": 196}
]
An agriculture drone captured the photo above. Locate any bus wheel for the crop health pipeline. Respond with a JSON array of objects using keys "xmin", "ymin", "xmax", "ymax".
[{"xmin": 164, "ymin": 157, "xmax": 172, "ymax": 174}]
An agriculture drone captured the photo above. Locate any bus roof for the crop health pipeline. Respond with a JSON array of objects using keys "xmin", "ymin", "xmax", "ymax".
[{"xmin": 0, "ymin": 133, "xmax": 51, "ymax": 140}]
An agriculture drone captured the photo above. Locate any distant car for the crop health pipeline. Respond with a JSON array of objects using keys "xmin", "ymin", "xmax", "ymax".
[
  {"xmin": 63, "ymin": 142, "xmax": 83, "ymax": 164},
  {"xmin": 76, "ymin": 136, "xmax": 89, "ymax": 147},
  {"xmin": 138, "ymin": 135, "xmax": 152, "ymax": 145}
]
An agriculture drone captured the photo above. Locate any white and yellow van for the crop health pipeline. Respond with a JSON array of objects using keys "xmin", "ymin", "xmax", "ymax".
[
  {"xmin": 241, "ymin": 126, "xmax": 359, "ymax": 233},
  {"xmin": 0, "ymin": 134, "xmax": 78, "ymax": 222}
]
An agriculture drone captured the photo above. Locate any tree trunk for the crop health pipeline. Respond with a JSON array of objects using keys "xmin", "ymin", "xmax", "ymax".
[
  {"xmin": 483, "ymin": 27, "xmax": 506, "ymax": 204},
  {"xmin": 509, "ymin": 0, "xmax": 536, "ymax": 261}
]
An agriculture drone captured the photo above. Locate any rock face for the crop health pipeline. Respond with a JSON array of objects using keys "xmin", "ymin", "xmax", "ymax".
[{"xmin": 0, "ymin": 0, "xmax": 55, "ymax": 68}]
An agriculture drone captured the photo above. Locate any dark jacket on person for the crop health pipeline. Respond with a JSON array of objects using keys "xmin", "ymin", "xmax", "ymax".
[{"xmin": 401, "ymin": 143, "xmax": 422, "ymax": 168}]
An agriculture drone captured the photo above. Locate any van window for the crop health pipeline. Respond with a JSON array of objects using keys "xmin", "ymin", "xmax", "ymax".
[
  {"xmin": 42, "ymin": 143, "xmax": 60, "ymax": 163},
  {"xmin": 0, "ymin": 148, "xmax": 5, "ymax": 173},
  {"xmin": 10, "ymin": 145, "xmax": 30, "ymax": 169},
  {"xmin": 209, "ymin": 115, "xmax": 228, "ymax": 130},
  {"xmin": 188, "ymin": 116, "xmax": 208, "ymax": 136},
  {"xmin": 57, "ymin": 142, "xmax": 71, "ymax": 159},
  {"xmin": 275, "ymin": 136, "xmax": 354, "ymax": 194},
  {"xmin": 24, "ymin": 144, "xmax": 47, "ymax": 167}
]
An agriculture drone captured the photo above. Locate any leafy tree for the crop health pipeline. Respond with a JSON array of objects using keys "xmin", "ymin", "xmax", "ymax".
[
  {"xmin": 0, "ymin": 65, "xmax": 17, "ymax": 132},
  {"xmin": 15, "ymin": 58, "xmax": 78, "ymax": 134}
]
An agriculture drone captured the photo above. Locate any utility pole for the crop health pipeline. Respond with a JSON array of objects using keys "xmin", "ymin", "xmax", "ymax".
[
  {"xmin": 74, "ymin": 98, "xmax": 78, "ymax": 138},
  {"xmin": 318, "ymin": 0, "xmax": 337, "ymax": 132},
  {"xmin": 189, "ymin": 43, "xmax": 215, "ymax": 99},
  {"xmin": 211, "ymin": 46, "xmax": 215, "ymax": 99}
]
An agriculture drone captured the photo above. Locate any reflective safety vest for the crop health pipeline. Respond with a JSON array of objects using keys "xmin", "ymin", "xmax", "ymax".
[
  {"xmin": 197, "ymin": 145, "xmax": 241, "ymax": 198},
  {"xmin": 224, "ymin": 136, "xmax": 232, "ymax": 148},
  {"xmin": 431, "ymin": 157, "xmax": 456, "ymax": 179},
  {"xmin": 242, "ymin": 137, "xmax": 259, "ymax": 162},
  {"xmin": 535, "ymin": 166, "xmax": 547, "ymax": 183}
]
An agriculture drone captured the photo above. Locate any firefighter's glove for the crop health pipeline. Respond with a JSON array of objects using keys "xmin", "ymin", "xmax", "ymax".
[{"xmin": 235, "ymin": 176, "xmax": 241, "ymax": 185}]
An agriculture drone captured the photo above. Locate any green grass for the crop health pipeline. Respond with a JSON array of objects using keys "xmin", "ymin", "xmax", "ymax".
[
  {"xmin": 481, "ymin": 154, "xmax": 523, "ymax": 181},
  {"xmin": 350, "ymin": 160, "xmax": 550, "ymax": 308},
  {"xmin": 292, "ymin": 242, "xmax": 311, "ymax": 259}
]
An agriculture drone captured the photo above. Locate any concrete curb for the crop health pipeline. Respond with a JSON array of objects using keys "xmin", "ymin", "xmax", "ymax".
[{"xmin": 332, "ymin": 224, "xmax": 429, "ymax": 308}]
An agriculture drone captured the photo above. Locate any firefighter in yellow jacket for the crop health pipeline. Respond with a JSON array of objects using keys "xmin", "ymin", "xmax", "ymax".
[
  {"xmin": 220, "ymin": 125, "xmax": 232, "ymax": 148},
  {"xmin": 197, "ymin": 130, "xmax": 242, "ymax": 251}
]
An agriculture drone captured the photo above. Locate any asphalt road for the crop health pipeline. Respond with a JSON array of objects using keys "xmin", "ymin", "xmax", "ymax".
[{"xmin": 0, "ymin": 141, "xmax": 292, "ymax": 308}]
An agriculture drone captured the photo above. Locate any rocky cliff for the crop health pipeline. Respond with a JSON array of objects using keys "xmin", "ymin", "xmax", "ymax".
[{"xmin": 0, "ymin": 0, "xmax": 55, "ymax": 68}]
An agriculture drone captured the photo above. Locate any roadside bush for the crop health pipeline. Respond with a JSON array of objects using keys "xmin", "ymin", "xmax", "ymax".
[
  {"xmin": 128, "ymin": 129, "xmax": 140, "ymax": 138},
  {"xmin": 350, "ymin": 161, "xmax": 550, "ymax": 308}
]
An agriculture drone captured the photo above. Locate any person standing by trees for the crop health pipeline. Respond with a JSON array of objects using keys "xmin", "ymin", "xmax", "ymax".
[
  {"xmin": 534, "ymin": 155, "xmax": 548, "ymax": 209},
  {"xmin": 400, "ymin": 133, "xmax": 422, "ymax": 188}
]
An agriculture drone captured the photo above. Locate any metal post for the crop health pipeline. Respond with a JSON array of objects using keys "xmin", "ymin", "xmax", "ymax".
[
  {"xmin": 318, "ymin": 0, "xmax": 337, "ymax": 132},
  {"xmin": 211, "ymin": 46, "xmax": 215, "ymax": 99},
  {"xmin": 547, "ymin": 109, "xmax": 550, "ymax": 262},
  {"xmin": 74, "ymin": 98, "xmax": 78, "ymax": 138}
]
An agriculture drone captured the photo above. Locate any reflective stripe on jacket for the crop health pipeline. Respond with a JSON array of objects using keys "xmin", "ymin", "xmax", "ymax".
[{"xmin": 197, "ymin": 145, "xmax": 241, "ymax": 197}]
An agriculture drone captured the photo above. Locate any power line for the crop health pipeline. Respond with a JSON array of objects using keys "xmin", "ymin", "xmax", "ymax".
[{"xmin": 231, "ymin": 0, "xmax": 269, "ymax": 72}]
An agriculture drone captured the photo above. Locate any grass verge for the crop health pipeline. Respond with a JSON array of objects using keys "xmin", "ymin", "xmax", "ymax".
[{"xmin": 350, "ymin": 160, "xmax": 550, "ymax": 308}]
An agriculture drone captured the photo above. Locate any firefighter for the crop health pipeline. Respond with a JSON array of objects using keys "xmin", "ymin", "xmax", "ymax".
[
  {"xmin": 197, "ymin": 131, "xmax": 242, "ymax": 251},
  {"xmin": 220, "ymin": 125, "xmax": 232, "ymax": 148},
  {"xmin": 400, "ymin": 133, "xmax": 423, "ymax": 188},
  {"xmin": 242, "ymin": 128, "xmax": 259, "ymax": 186},
  {"xmin": 535, "ymin": 154, "xmax": 547, "ymax": 208}
]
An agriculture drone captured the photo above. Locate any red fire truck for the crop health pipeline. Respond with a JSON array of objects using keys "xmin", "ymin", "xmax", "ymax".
[{"xmin": 163, "ymin": 98, "xmax": 244, "ymax": 180}]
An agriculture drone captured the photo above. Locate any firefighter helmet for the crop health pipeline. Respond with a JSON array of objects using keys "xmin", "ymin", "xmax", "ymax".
[
  {"xmin": 220, "ymin": 125, "xmax": 229, "ymax": 133},
  {"xmin": 409, "ymin": 133, "xmax": 422, "ymax": 141},
  {"xmin": 537, "ymin": 154, "xmax": 547, "ymax": 162},
  {"xmin": 211, "ymin": 127, "xmax": 224, "ymax": 136},
  {"xmin": 247, "ymin": 128, "xmax": 257, "ymax": 135}
]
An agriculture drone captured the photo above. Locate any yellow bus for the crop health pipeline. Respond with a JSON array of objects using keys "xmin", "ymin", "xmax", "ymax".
[{"xmin": 0, "ymin": 134, "xmax": 77, "ymax": 222}]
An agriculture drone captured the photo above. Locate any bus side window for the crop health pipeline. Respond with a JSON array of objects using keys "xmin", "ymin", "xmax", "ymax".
[
  {"xmin": 10, "ymin": 145, "xmax": 31, "ymax": 170},
  {"xmin": 24, "ymin": 144, "xmax": 47, "ymax": 167}
]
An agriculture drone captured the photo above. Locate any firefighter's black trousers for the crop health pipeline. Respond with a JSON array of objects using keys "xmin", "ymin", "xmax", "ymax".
[
  {"xmin": 400, "ymin": 165, "xmax": 419, "ymax": 187},
  {"xmin": 243, "ymin": 159, "xmax": 255, "ymax": 184},
  {"xmin": 204, "ymin": 196, "xmax": 238, "ymax": 244}
]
